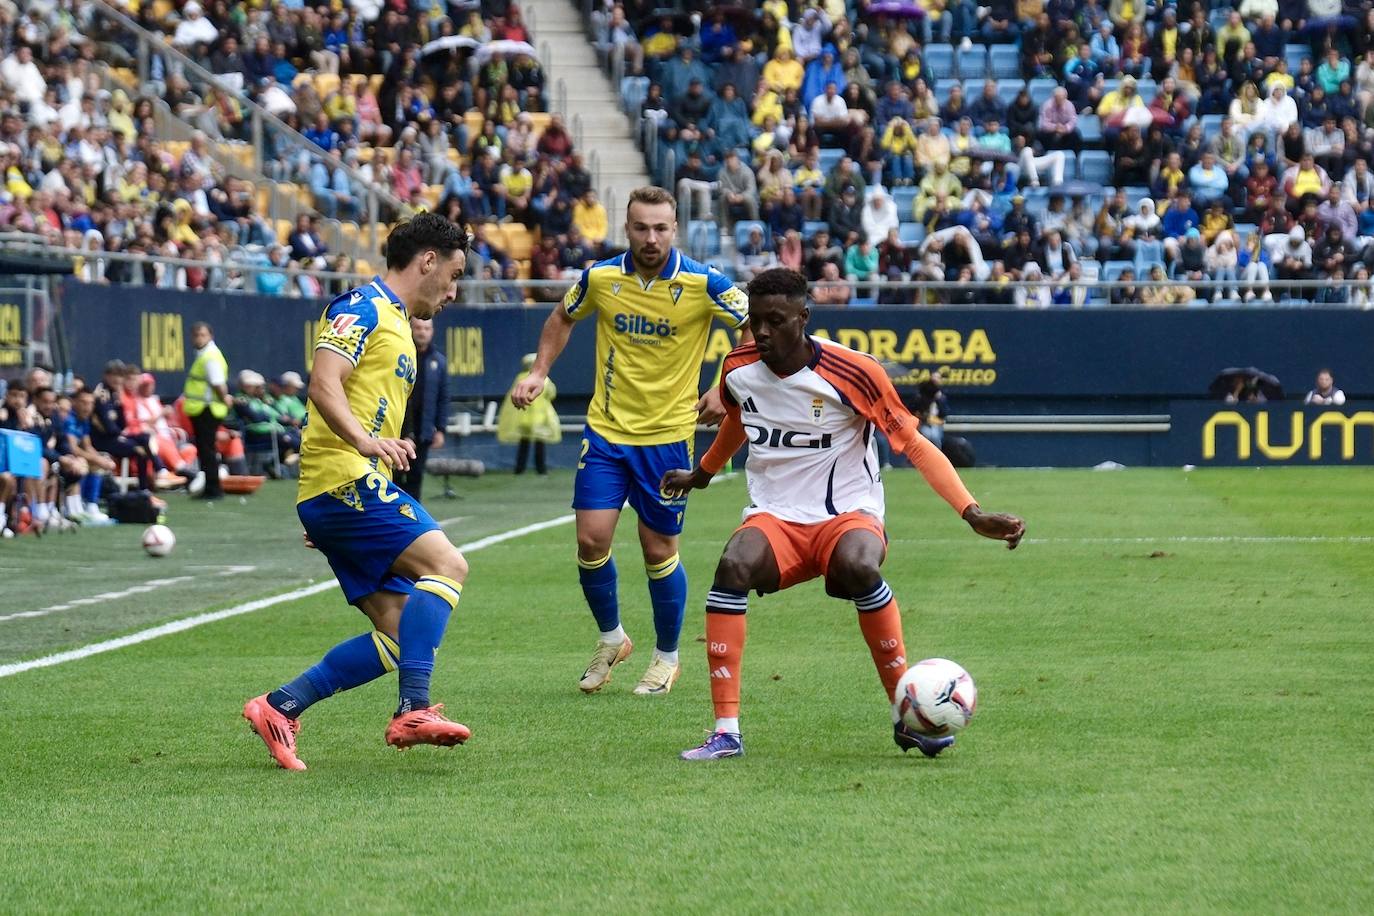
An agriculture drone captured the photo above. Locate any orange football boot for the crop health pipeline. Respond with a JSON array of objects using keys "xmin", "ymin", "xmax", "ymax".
[
  {"xmin": 242, "ymin": 694, "xmax": 307, "ymax": 771},
  {"xmin": 384, "ymin": 704, "xmax": 471, "ymax": 750}
]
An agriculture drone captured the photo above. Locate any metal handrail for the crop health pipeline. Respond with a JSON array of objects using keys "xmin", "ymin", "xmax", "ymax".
[
  {"xmin": 89, "ymin": 0, "xmax": 410, "ymax": 250},
  {"xmin": 11, "ymin": 239, "xmax": 1370, "ymax": 307},
  {"xmin": 555, "ymin": 78, "xmax": 569, "ymax": 118}
]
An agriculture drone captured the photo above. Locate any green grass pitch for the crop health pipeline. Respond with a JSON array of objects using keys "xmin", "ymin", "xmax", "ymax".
[{"xmin": 0, "ymin": 468, "xmax": 1371, "ymax": 913}]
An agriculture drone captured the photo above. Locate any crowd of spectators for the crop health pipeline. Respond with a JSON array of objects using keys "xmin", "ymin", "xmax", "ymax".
[
  {"xmin": 0, "ymin": 359, "xmax": 307, "ymax": 536},
  {"xmin": 605, "ymin": 0, "xmax": 1374, "ymax": 304},
  {"xmin": 0, "ymin": 0, "xmax": 611, "ymax": 299}
]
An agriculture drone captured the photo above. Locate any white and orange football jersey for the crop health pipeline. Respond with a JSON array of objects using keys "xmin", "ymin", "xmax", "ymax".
[{"xmin": 701, "ymin": 338, "xmax": 975, "ymax": 524}]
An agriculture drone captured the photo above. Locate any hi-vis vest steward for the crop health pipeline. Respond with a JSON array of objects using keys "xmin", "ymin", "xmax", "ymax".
[{"xmin": 183, "ymin": 342, "xmax": 229, "ymax": 419}]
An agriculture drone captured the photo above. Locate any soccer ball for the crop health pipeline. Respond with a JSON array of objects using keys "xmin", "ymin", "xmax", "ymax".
[
  {"xmin": 894, "ymin": 658, "xmax": 978, "ymax": 737},
  {"xmin": 141, "ymin": 524, "xmax": 176, "ymax": 558}
]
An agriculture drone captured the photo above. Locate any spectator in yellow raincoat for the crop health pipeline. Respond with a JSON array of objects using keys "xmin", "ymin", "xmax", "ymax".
[{"xmin": 497, "ymin": 354, "xmax": 560, "ymax": 475}]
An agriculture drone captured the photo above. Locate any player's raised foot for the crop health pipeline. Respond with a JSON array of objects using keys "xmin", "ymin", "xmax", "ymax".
[
  {"xmin": 242, "ymin": 694, "xmax": 306, "ymax": 771},
  {"xmin": 680, "ymin": 730, "xmax": 744, "ymax": 760},
  {"xmin": 632, "ymin": 656, "xmax": 681, "ymax": 695},
  {"xmin": 578, "ymin": 636, "xmax": 633, "ymax": 693},
  {"xmin": 893, "ymin": 723, "xmax": 955, "ymax": 758},
  {"xmin": 385, "ymin": 704, "xmax": 471, "ymax": 750}
]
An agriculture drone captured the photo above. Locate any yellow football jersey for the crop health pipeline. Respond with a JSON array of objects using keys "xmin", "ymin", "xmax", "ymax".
[
  {"xmin": 297, "ymin": 277, "xmax": 417, "ymax": 503},
  {"xmin": 563, "ymin": 248, "xmax": 748, "ymax": 445}
]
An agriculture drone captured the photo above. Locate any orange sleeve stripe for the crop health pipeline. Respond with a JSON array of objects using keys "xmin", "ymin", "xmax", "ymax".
[{"xmin": 816, "ymin": 354, "xmax": 881, "ymax": 409}]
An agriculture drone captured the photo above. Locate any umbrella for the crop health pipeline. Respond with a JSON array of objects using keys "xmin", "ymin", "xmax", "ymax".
[
  {"xmin": 639, "ymin": 10, "xmax": 696, "ymax": 37},
  {"xmin": 863, "ymin": 1, "xmax": 927, "ymax": 20},
  {"xmin": 475, "ymin": 39, "xmax": 537, "ymax": 63},
  {"xmin": 1208, "ymin": 367, "xmax": 1284, "ymax": 401},
  {"xmin": 420, "ymin": 35, "xmax": 480, "ymax": 57}
]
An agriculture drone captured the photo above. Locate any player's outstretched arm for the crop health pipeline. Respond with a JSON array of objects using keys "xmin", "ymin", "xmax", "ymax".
[
  {"xmin": 906, "ymin": 433, "xmax": 1024, "ymax": 549},
  {"xmin": 661, "ymin": 407, "xmax": 748, "ymax": 498},
  {"xmin": 512, "ymin": 304, "xmax": 575, "ymax": 408},
  {"xmin": 309, "ymin": 349, "xmax": 416, "ymax": 471}
]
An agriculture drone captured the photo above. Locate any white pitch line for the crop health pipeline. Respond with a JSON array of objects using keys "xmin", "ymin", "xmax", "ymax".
[
  {"xmin": 437, "ymin": 516, "xmax": 468, "ymax": 527},
  {"xmin": 0, "ymin": 565, "xmax": 258, "ymax": 623},
  {"xmin": 0, "ymin": 514, "xmax": 577, "ymax": 680}
]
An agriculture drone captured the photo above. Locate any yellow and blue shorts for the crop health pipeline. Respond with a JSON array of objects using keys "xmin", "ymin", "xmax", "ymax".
[{"xmin": 572, "ymin": 426, "xmax": 690, "ymax": 536}]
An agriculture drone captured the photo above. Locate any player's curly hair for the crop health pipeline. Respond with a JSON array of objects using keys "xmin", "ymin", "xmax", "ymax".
[
  {"xmin": 746, "ymin": 267, "xmax": 809, "ymax": 302},
  {"xmin": 383, "ymin": 212, "xmax": 471, "ymax": 270}
]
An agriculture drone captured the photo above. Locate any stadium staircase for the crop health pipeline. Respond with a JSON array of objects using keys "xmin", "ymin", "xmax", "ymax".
[
  {"xmin": 90, "ymin": 0, "xmax": 406, "ymax": 274},
  {"xmin": 530, "ymin": 0, "xmax": 651, "ymax": 242}
]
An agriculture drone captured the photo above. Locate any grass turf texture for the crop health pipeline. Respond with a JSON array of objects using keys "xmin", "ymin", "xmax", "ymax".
[{"xmin": 1, "ymin": 468, "xmax": 1371, "ymax": 912}]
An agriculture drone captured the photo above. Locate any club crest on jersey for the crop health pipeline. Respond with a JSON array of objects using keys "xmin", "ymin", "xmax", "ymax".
[
  {"xmin": 399, "ymin": 503, "xmax": 417, "ymax": 520},
  {"xmin": 670, "ymin": 283, "xmax": 684, "ymax": 304},
  {"xmin": 811, "ymin": 397, "xmax": 824, "ymax": 424},
  {"xmin": 330, "ymin": 313, "xmax": 360, "ymax": 335},
  {"xmin": 328, "ymin": 481, "xmax": 364, "ymax": 511},
  {"xmin": 611, "ymin": 282, "xmax": 622, "ymax": 296}
]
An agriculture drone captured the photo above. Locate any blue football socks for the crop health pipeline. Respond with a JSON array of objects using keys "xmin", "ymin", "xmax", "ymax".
[
  {"xmin": 268, "ymin": 630, "xmax": 399, "ymax": 719},
  {"xmin": 646, "ymin": 554, "xmax": 687, "ymax": 655},
  {"xmin": 396, "ymin": 576, "xmax": 463, "ymax": 715},
  {"xmin": 578, "ymin": 551, "xmax": 620, "ymax": 634}
]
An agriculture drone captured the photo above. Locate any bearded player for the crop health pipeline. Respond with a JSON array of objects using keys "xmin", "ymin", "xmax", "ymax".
[
  {"xmin": 662, "ymin": 268, "xmax": 1025, "ymax": 760},
  {"xmin": 242, "ymin": 213, "xmax": 474, "ymax": 770},
  {"xmin": 511, "ymin": 187, "xmax": 750, "ymax": 696}
]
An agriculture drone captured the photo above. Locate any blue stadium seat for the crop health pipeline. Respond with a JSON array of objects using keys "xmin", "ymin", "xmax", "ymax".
[
  {"xmin": 892, "ymin": 186, "xmax": 918, "ymax": 217},
  {"xmin": 925, "ymin": 43, "xmax": 955, "ymax": 80},
  {"xmin": 1136, "ymin": 80, "xmax": 1157, "ymax": 103},
  {"xmin": 620, "ymin": 76, "xmax": 648, "ymax": 114},
  {"xmin": 935, "ymin": 78, "xmax": 961, "ymax": 104},
  {"xmin": 989, "ymin": 44, "xmax": 1020, "ymax": 80},
  {"xmin": 1285, "ymin": 44, "xmax": 1311, "ymax": 74},
  {"xmin": 996, "ymin": 79, "xmax": 1025, "ymax": 106},
  {"xmin": 898, "ymin": 222, "xmax": 926, "ymax": 244},
  {"xmin": 1101, "ymin": 260, "xmax": 1135, "ymax": 281},
  {"xmin": 1133, "ymin": 240, "xmax": 1163, "ymax": 269},
  {"xmin": 1078, "ymin": 114, "xmax": 1102, "ymax": 144},
  {"xmin": 1186, "ymin": 299, "xmax": 1210, "ymax": 309},
  {"xmin": 957, "ymin": 47, "xmax": 987, "ymax": 80},
  {"xmin": 1200, "ymin": 114, "xmax": 1225, "ymax": 142},
  {"xmin": 707, "ymin": 257, "xmax": 737, "ymax": 281},
  {"xmin": 1233, "ymin": 222, "xmax": 1257, "ymax": 242},
  {"xmin": 1028, "ymin": 78, "xmax": 1057, "ymax": 107},
  {"xmin": 802, "ymin": 220, "xmax": 830, "ymax": 240},
  {"xmin": 817, "ymin": 147, "xmax": 845, "ymax": 174},
  {"xmin": 687, "ymin": 221, "xmax": 720, "ymax": 257},
  {"xmin": 1101, "ymin": 78, "xmax": 1121, "ymax": 96},
  {"xmin": 962, "ymin": 78, "xmax": 989, "ymax": 100},
  {"xmin": 1078, "ymin": 150, "xmax": 1112, "ymax": 186},
  {"xmin": 1124, "ymin": 186, "xmax": 1151, "ymax": 205},
  {"xmin": 850, "ymin": 296, "xmax": 879, "ymax": 308},
  {"xmin": 734, "ymin": 220, "xmax": 770, "ymax": 250}
]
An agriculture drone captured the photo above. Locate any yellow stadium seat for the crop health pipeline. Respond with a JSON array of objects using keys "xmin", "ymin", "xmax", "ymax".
[
  {"xmin": 345, "ymin": 74, "xmax": 368, "ymax": 94},
  {"xmin": 354, "ymin": 146, "xmax": 375, "ymax": 164},
  {"xmin": 109, "ymin": 67, "xmax": 136, "ymax": 89},
  {"xmin": 293, "ymin": 72, "xmax": 313, "ymax": 89},
  {"xmin": 515, "ymin": 259, "xmax": 531, "ymax": 280},
  {"xmin": 499, "ymin": 224, "xmax": 533, "ymax": 260},
  {"xmin": 527, "ymin": 112, "xmax": 551, "ymax": 136},
  {"xmin": 446, "ymin": 148, "xmax": 461, "ymax": 166},
  {"xmin": 463, "ymin": 111, "xmax": 484, "ymax": 138},
  {"xmin": 355, "ymin": 259, "xmax": 373, "ymax": 276},
  {"xmin": 254, "ymin": 185, "xmax": 271, "ymax": 216},
  {"xmin": 314, "ymin": 73, "xmax": 341, "ymax": 99},
  {"xmin": 161, "ymin": 140, "xmax": 189, "ymax": 163},
  {"xmin": 275, "ymin": 219, "xmax": 293, "ymax": 242},
  {"xmin": 368, "ymin": 74, "xmax": 385, "ymax": 95}
]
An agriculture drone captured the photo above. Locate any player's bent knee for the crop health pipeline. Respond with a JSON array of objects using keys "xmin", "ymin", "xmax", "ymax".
[
  {"xmin": 713, "ymin": 553, "xmax": 755, "ymax": 592},
  {"xmin": 433, "ymin": 548, "xmax": 469, "ymax": 585},
  {"xmin": 824, "ymin": 557, "xmax": 883, "ymax": 599}
]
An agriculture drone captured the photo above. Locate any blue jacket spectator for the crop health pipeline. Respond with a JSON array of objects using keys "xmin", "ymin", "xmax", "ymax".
[
  {"xmin": 1161, "ymin": 196, "xmax": 1201, "ymax": 238},
  {"xmin": 801, "ymin": 45, "xmax": 846, "ymax": 109},
  {"xmin": 309, "ymin": 155, "xmax": 355, "ymax": 219}
]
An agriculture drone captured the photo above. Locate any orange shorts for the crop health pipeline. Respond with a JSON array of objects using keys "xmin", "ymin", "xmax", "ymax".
[{"xmin": 738, "ymin": 511, "xmax": 888, "ymax": 592}]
